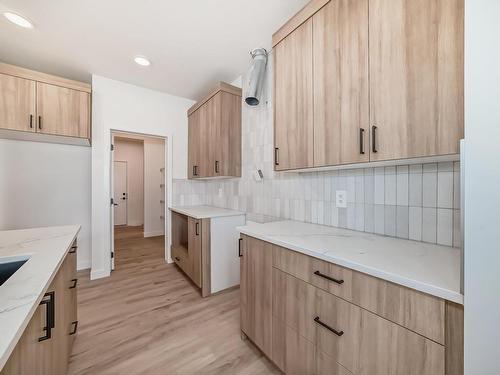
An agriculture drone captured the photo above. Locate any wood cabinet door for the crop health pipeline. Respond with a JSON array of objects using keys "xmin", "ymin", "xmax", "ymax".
[
  {"xmin": 205, "ymin": 95, "xmax": 220, "ymax": 178},
  {"xmin": 0, "ymin": 73, "xmax": 36, "ymax": 132},
  {"xmin": 313, "ymin": 0, "xmax": 369, "ymax": 167},
  {"xmin": 188, "ymin": 110, "xmax": 201, "ymax": 179},
  {"xmin": 36, "ymin": 82, "xmax": 90, "ymax": 138},
  {"xmin": 188, "ymin": 217, "xmax": 202, "ymax": 287},
  {"xmin": 274, "ymin": 18, "xmax": 314, "ymax": 170},
  {"xmin": 369, "ymin": 0, "xmax": 464, "ymax": 161},
  {"xmin": 240, "ymin": 235, "xmax": 273, "ymax": 357},
  {"xmin": 214, "ymin": 91, "xmax": 241, "ymax": 177}
]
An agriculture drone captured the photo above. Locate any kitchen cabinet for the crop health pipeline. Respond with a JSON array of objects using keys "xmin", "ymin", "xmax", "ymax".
[
  {"xmin": 369, "ymin": 0, "xmax": 464, "ymax": 161},
  {"xmin": 274, "ymin": 18, "xmax": 314, "ymax": 170},
  {"xmin": 240, "ymin": 235, "xmax": 464, "ymax": 374},
  {"xmin": 170, "ymin": 206, "xmax": 245, "ymax": 297},
  {"xmin": 0, "ymin": 73, "xmax": 36, "ymax": 132},
  {"xmin": 240, "ymin": 235, "xmax": 273, "ymax": 357},
  {"xmin": 0, "ymin": 62, "xmax": 91, "ymax": 144},
  {"xmin": 0, "ymin": 241, "xmax": 78, "ymax": 375},
  {"xmin": 187, "ymin": 82, "xmax": 241, "ymax": 179},
  {"xmin": 36, "ymin": 82, "xmax": 90, "ymax": 138},
  {"xmin": 272, "ymin": 0, "xmax": 463, "ymax": 170}
]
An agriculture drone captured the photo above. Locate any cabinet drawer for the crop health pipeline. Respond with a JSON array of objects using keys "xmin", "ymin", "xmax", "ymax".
[
  {"xmin": 273, "ymin": 269, "xmax": 445, "ymax": 375},
  {"xmin": 272, "ymin": 317, "xmax": 352, "ymax": 375},
  {"xmin": 272, "ymin": 244, "xmax": 445, "ymax": 343}
]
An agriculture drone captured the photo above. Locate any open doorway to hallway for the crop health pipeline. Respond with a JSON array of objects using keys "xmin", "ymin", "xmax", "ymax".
[{"xmin": 111, "ymin": 131, "xmax": 167, "ymax": 270}]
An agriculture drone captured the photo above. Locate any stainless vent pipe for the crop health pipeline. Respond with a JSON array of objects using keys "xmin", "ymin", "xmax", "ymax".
[{"xmin": 245, "ymin": 48, "xmax": 268, "ymax": 106}]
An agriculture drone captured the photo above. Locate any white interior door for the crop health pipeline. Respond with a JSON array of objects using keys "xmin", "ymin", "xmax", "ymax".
[{"xmin": 114, "ymin": 161, "xmax": 128, "ymax": 226}]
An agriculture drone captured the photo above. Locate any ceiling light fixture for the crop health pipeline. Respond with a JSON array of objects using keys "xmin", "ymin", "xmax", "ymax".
[
  {"xmin": 3, "ymin": 12, "xmax": 34, "ymax": 28},
  {"xmin": 134, "ymin": 56, "xmax": 151, "ymax": 66}
]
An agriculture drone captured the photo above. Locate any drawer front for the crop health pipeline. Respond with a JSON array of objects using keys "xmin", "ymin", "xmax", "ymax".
[
  {"xmin": 272, "ymin": 317, "xmax": 353, "ymax": 375},
  {"xmin": 272, "ymin": 244, "xmax": 445, "ymax": 343},
  {"xmin": 273, "ymin": 269, "xmax": 445, "ymax": 375}
]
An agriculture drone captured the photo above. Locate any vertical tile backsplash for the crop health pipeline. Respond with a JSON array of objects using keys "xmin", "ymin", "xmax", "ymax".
[{"xmin": 173, "ymin": 57, "xmax": 461, "ymax": 248}]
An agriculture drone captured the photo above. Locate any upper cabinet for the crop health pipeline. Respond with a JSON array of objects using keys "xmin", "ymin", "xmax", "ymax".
[
  {"xmin": 369, "ymin": 0, "xmax": 464, "ymax": 161},
  {"xmin": 272, "ymin": 0, "xmax": 464, "ymax": 170},
  {"xmin": 0, "ymin": 63, "xmax": 92, "ymax": 144},
  {"xmin": 187, "ymin": 82, "xmax": 242, "ymax": 179}
]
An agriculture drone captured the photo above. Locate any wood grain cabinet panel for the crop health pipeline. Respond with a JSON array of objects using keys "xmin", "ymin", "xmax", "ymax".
[
  {"xmin": 36, "ymin": 82, "xmax": 90, "ymax": 138},
  {"xmin": 273, "ymin": 244, "xmax": 445, "ymax": 344},
  {"xmin": 240, "ymin": 235, "xmax": 273, "ymax": 357},
  {"xmin": 188, "ymin": 217, "xmax": 202, "ymax": 287},
  {"xmin": 369, "ymin": 0, "xmax": 464, "ymax": 161},
  {"xmin": 0, "ymin": 73, "xmax": 36, "ymax": 132},
  {"xmin": 274, "ymin": 18, "xmax": 314, "ymax": 170},
  {"xmin": 312, "ymin": 0, "xmax": 369, "ymax": 166},
  {"xmin": 187, "ymin": 82, "xmax": 241, "ymax": 179}
]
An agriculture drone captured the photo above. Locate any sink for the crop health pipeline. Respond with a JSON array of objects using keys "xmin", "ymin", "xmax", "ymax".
[{"xmin": 0, "ymin": 256, "xmax": 30, "ymax": 286}]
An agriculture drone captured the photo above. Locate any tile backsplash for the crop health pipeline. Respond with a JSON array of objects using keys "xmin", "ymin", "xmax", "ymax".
[{"xmin": 173, "ymin": 56, "xmax": 461, "ymax": 248}]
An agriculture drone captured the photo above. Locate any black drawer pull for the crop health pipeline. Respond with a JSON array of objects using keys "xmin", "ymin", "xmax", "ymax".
[
  {"xmin": 314, "ymin": 316, "xmax": 344, "ymax": 336},
  {"xmin": 38, "ymin": 115, "xmax": 42, "ymax": 130},
  {"xmin": 69, "ymin": 245, "xmax": 77, "ymax": 254},
  {"xmin": 70, "ymin": 320, "xmax": 78, "ymax": 335},
  {"xmin": 238, "ymin": 238, "xmax": 243, "ymax": 257},
  {"xmin": 314, "ymin": 270, "xmax": 344, "ymax": 285},
  {"xmin": 372, "ymin": 125, "xmax": 378, "ymax": 153},
  {"xmin": 215, "ymin": 160, "xmax": 220, "ymax": 174},
  {"xmin": 38, "ymin": 291, "xmax": 55, "ymax": 342},
  {"xmin": 69, "ymin": 278, "xmax": 78, "ymax": 289},
  {"xmin": 274, "ymin": 147, "xmax": 279, "ymax": 166},
  {"xmin": 359, "ymin": 128, "xmax": 365, "ymax": 154},
  {"xmin": 29, "ymin": 114, "xmax": 33, "ymax": 128},
  {"xmin": 195, "ymin": 222, "xmax": 200, "ymax": 236}
]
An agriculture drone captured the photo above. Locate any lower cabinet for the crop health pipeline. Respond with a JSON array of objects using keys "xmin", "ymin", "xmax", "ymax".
[
  {"xmin": 0, "ymin": 241, "xmax": 78, "ymax": 375},
  {"xmin": 240, "ymin": 235, "xmax": 463, "ymax": 375}
]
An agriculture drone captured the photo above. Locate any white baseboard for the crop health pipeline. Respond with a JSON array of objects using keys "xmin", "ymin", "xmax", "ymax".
[
  {"xmin": 90, "ymin": 268, "xmax": 110, "ymax": 280},
  {"xmin": 144, "ymin": 230, "xmax": 165, "ymax": 238},
  {"xmin": 77, "ymin": 259, "xmax": 91, "ymax": 271}
]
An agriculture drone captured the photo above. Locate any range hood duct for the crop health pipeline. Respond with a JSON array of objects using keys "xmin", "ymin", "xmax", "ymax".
[{"xmin": 245, "ymin": 48, "xmax": 268, "ymax": 106}]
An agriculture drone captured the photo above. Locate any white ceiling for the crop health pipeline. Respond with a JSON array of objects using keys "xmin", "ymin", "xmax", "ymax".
[{"xmin": 0, "ymin": 0, "xmax": 308, "ymax": 100}]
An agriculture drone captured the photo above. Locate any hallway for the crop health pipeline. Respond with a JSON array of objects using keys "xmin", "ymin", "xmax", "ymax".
[{"xmin": 67, "ymin": 227, "xmax": 277, "ymax": 375}]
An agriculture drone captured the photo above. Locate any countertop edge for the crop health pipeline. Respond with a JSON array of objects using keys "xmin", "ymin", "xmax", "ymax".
[
  {"xmin": 0, "ymin": 226, "xmax": 81, "ymax": 371},
  {"xmin": 238, "ymin": 227, "xmax": 464, "ymax": 305},
  {"xmin": 169, "ymin": 206, "xmax": 246, "ymax": 219}
]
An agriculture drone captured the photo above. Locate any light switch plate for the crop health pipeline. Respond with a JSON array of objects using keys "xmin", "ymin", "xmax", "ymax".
[{"xmin": 336, "ymin": 190, "xmax": 347, "ymax": 208}]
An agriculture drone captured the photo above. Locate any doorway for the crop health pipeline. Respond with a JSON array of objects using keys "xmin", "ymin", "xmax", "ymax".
[{"xmin": 110, "ymin": 131, "xmax": 167, "ymax": 270}]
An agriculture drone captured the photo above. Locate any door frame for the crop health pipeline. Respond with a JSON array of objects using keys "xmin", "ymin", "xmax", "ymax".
[
  {"xmin": 109, "ymin": 130, "xmax": 173, "ymax": 271},
  {"xmin": 113, "ymin": 160, "xmax": 128, "ymax": 226}
]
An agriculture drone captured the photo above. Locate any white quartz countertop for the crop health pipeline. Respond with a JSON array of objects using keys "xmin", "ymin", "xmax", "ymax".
[
  {"xmin": 238, "ymin": 220, "xmax": 463, "ymax": 304},
  {"xmin": 0, "ymin": 225, "xmax": 80, "ymax": 370},
  {"xmin": 170, "ymin": 205, "xmax": 245, "ymax": 219}
]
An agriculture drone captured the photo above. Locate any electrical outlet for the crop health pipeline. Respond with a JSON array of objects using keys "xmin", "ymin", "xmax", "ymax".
[{"xmin": 336, "ymin": 190, "xmax": 347, "ymax": 208}]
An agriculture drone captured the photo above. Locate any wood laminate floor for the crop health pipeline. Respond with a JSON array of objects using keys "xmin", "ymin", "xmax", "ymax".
[{"xmin": 68, "ymin": 226, "xmax": 279, "ymax": 375}]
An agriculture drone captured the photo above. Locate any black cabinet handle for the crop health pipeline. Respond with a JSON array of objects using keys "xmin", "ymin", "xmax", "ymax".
[
  {"xmin": 314, "ymin": 270, "xmax": 344, "ymax": 285},
  {"xmin": 174, "ymin": 256, "xmax": 180, "ymax": 262},
  {"xmin": 69, "ymin": 278, "xmax": 78, "ymax": 289},
  {"xmin": 38, "ymin": 291, "xmax": 55, "ymax": 342},
  {"xmin": 215, "ymin": 160, "xmax": 220, "ymax": 174},
  {"xmin": 359, "ymin": 128, "xmax": 365, "ymax": 155},
  {"xmin": 29, "ymin": 114, "xmax": 33, "ymax": 129},
  {"xmin": 69, "ymin": 245, "xmax": 77, "ymax": 254},
  {"xmin": 274, "ymin": 148, "xmax": 280, "ymax": 166},
  {"xmin": 69, "ymin": 321, "xmax": 78, "ymax": 335},
  {"xmin": 238, "ymin": 238, "xmax": 243, "ymax": 257},
  {"xmin": 314, "ymin": 316, "xmax": 344, "ymax": 337},
  {"xmin": 192, "ymin": 165, "xmax": 196, "ymax": 176},
  {"xmin": 195, "ymin": 222, "xmax": 200, "ymax": 236},
  {"xmin": 38, "ymin": 115, "xmax": 42, "ymax": 130},
  {"xmin": 372, "ymin": 125, "xmax": 378, "ymax": 153}
]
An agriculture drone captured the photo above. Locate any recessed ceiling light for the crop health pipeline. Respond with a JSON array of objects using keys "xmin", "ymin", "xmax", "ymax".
[
  {"xmin": 134, "ymin": 56, "xmax": 151, "ymax": 66},
  {"xmin": 4, "ymin": 12, "xmax": 34, "ymax": 29}
]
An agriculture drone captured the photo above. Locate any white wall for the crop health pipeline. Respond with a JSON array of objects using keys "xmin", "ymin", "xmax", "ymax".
[
  {"xmin": 0, "ymin": 139, "xmax": 91, "ymax": 270},
  {"xmin": 464, "ymin": 0, "xmax": 500, "ymax": 373},
  {"xmin": 91, "ymin": 75, "xmax": 194, "ymax": 279},
  {"xmin": 144, "ymin": 138, "xmax": 166, "ymax": 237},
  {"xmin": 114, "ymin": 138, "xmax": 144, "ymax": 226}
]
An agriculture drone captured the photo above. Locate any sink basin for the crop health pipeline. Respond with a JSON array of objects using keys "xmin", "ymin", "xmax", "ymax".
[{"xmin": 0, "ymin": 256, "xmax": 30, "ymax": 286}]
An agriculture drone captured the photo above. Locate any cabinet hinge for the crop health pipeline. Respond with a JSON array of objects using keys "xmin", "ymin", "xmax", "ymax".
[
  {"xmin": 110, "ymin": 198, "xmax": 114, "ymax": 205},
  {"xmin": 111, "ymin": 252, "xmax": 114, "ymax": 258},
  {"xmin": 111, "ymin": 144, "xmax": 114, "ymax": 151}
]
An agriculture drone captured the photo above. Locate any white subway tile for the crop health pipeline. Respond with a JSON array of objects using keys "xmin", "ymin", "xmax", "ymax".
[
  {"xmin": 374, "ymin": 173, "xmax": 385, "ymax": 205},
  {"xmin": 364, "ymin": 204, "xmax": 375, "ymax": 233},
  {"xmin": 396, "ymin": 206, "xmax": 409, "ymax": 239},
  {"xmin": 437, "ymin": 209, "xmax": 453, "ymax": 246},
  {"xmin": 396, "ymin": 172, "xmax": 409, "ymax": 206},
  {"xmin": 355, "ymin": 203, "xmax": 365, "ymax": 231},
  {"xmin": 384, "ymin": 205, "xmax": 396, "ymax": 236},
  {"xmin": 422, "ymin": 207, "xmax": 437, "ymax": 243},
  {"xmin": 409, "ymin": 206, "xmax": 423, "ymax": 241},
  {"xmin": 385, "ymin": 173, "xmax": 396, "ymax": 205},
  {"xmin": 356, "ymin": 175, "xmax": 365, "ymax": 203},
  {"xmin": 453, "ymin": 171, "xmax": 461, "ymax": 209},
  {"xmin": 409, "ymin": 171, "xmax": 423, "ymax": 206},
  {"xmin": 364, "ymin": 173, "xmax": 374, "ymax": 204},
  {"xmin": 437, "ymin": 171, "xmax": 453, "ymax": 208},
  {"xmin": 374, "ymin": 205, "xmax": 385, "ymax": 235},
  {"xmin": 422, "ymin": 172, "xmax": 437, "ymax": 207},
  {"xmin": 453, "ymin": 209, "xmax": 462, "ymax": 248}
]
